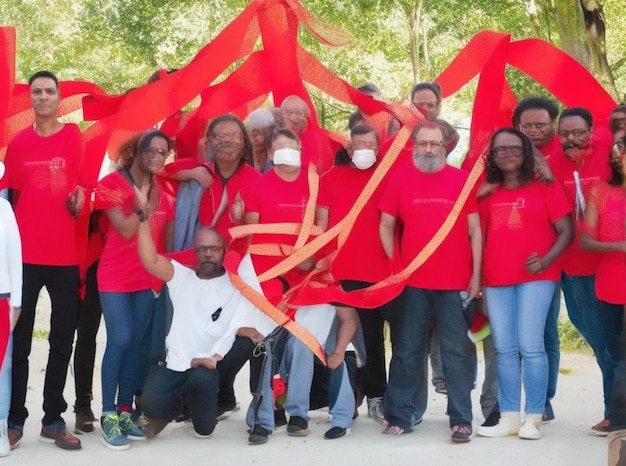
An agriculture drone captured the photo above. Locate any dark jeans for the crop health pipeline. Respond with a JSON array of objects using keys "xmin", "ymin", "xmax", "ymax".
[
  {"xmin": 384, "ymin": 287, "xmax": 475, "ymax": 430},
  {"xmin": 216, "ymin": 336, "xmax": 256, "ymax": 408},
  {"xmin": 73, "ymin": 261, "xmax": 102, "ymax": 412},
  {"xmin": 142, "ymin": 364, "xmax": 219, "ymax": 436},
  {"xmin": 340, "ymin": 280, "xmax": 390, "ymax": 400},
  {"xmin": 10, "ymin": 264, "xmax": 79, "ymax": 427}
]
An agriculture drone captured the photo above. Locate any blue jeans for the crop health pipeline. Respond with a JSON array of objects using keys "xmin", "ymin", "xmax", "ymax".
[
  {"xmin": 484, "ymin": 281, "xmax": 555, "ymax": 414},
  {"xmin": 100, "ymin": 290, "xmax": 154, "ymax": 413},
  {"xmin": 561, "ymin": 273, "xmax": 621, "ymax": 418},
  {"xmin": 384, "ymin": 287, "xmax": 475, "ymax": 430},
  {"xmin": 0, "ymin": 335, "xmax": 12, "ymax": 419},
  {"xmin": 544, "ymin": 286, "xmax": 561, "ymax": 401}
]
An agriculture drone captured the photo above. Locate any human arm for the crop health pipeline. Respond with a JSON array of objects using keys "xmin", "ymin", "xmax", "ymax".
[
  {"xmin": 66, "ymin": 185, "xmax": 86, "ymax": 218},
  {"xmin": 170, "ymin": 166, "xmax": 214, "ymax": 188},
  {"xmin": 190, "ymin": 354, "xmax": 223, "ymax": 370},
  {"xmin": 137, "ymin": 220, "xmax": 174, "ymax": 282},
  {"xmin": 326, "ymin": 306, "xmax": 359, "ymax": 370},
  {"xmin": 236, "ymin": 327, "xmax": 265, "ymax": 345},
  {"xmin": 525, "ymin": 214, "xmax": 574, "ymax": 274},
  {"xmin": 230, "ymin": 192, "xmax": 245, "ymax": 225},
  {"xmin": 580, "ymin": 199, "xmax": 626, "ymax": 253},
  {"xmin": 379, "ymin": 212, "xmax": 396, "ymax": 259},
  {"xmin": 533, "ymin": 147, "xmax": 554, "ymax": 184},
  {"xmin": 467, "ymin": 212, "xmax": 482, "ymax": 298},
  {"xmin": 315, "ymin": 206, "xmax": 329, "ymax": 232}
]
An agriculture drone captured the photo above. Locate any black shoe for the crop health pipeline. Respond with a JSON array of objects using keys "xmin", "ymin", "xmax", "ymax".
[
  {"xmin": 274, "ymin": 408, "xmax": 287, "ymax": 429},
  {"xmin": 287, "ymin": 416, "xmax": 309, "ymax": 437},
  {"xmin": 143, "ymin": 417, "xmax": 169, "ymax": 439},
  {"xmin": 481, "ymin": 409, "xmax": 501, "ymax": 427},
  {"xmin": 324, "ymin": 426, "xmax": 348, "ymax": 439},
  {"xmin": 248, "ymin": 425, "xmax": 272, "ymax": 445},
  {"xmin": 216, "ymin": 402, "xmax": 240, "ymax": 421}
]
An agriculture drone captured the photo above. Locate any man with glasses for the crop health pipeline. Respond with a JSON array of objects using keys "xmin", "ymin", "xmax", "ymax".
[
  {"xmin": 551, "ymin": 106, "xmax": 615, "ymax": 436},
  {"xmin": 137, "ymin": 224, "xmax": 274, "ymax": 440},
  {"xmin": 378, "ymin": 121, "xmax": 481, "ymax": 443}
]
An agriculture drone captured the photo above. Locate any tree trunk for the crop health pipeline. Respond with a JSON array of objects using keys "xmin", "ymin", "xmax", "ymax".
[
  {"xmin": 401, "ymin": 0, "xmax": 424, "ymax": 84},
  {"xmin": 580, "ymin": 0, "xmax": 619, "ymax": 100}
]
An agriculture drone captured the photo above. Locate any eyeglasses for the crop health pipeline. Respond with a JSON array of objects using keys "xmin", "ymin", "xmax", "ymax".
[
  {"xmin": 612, "ymin": 141, "xmax": 626, "ymax": 155},
  {"xmin": 415, "ymin": 140, "xmax": 444, "ymax": 150},
  {"xmin": 143, "ymin": 147, "xmax": 168, "ymax": 157},
  {"xmin": 610, "ymin": 116, "xmax": 626, "ymax": 126},
  {"xmin": 194, "ymin": 245, "xmax": 224, "ymax": 254},
  {"xmin": 491, "ymin": 146, "xmax": 524, "ymax": 158},
  {"xmin": 520, "ymin": 122, "xmax": 552, "ymax": 131},
  {"xmin": 558, "ymin": 128, "xmax": 589, "ymax": 138}
]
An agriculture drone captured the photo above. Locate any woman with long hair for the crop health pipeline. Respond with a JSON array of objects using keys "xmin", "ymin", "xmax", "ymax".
[
  {"xmin": 477, "ymin": 128, "xmax": 573, "ymax": 440},
  {"xmin": 95, "ymin": 130, "xmax": 174, "ymax": 450}
]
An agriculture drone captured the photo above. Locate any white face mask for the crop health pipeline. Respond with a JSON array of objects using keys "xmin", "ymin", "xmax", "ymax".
[
  {"xmin": 352, "ymin": 149, "xmax": 376, "ymax": 170},
  {"xmin": 273, "ymin": 148, "xmax": 301, "ymax": 167},
  {"xmin": 0, "ymin": 161, "xmax": 4, "ymax": 181}
]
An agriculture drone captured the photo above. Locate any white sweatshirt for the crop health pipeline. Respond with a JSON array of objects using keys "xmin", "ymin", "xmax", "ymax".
[{"xmin": 0, "ymin": 198, "xmax": 22, "ymax": 307}]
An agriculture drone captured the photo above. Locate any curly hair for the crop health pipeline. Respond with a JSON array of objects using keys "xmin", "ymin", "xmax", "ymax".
[
  {"xmin": 206, "ymin": 114, "xmax": 254, "ymax": 166},
  {"xmin": 485, "ymin": 128, "xmax": 535, "ymax": 185}
]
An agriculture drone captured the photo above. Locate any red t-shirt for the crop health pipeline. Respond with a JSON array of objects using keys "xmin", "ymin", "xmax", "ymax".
[
  {"xmin": 548, "ymin": 133, "xmax": 611, "ymax": 276},
  {"xmin": 198, "ymin": 162, "xmax": 259, "ymax": 241},
  {"xmin": 378, "ymin": 164, "xmax": 477, "ymax": 290},
  {"xmin": 4, "ymin": 124, "xmax": 81, "ymax": 265},
  {"xmin": 480, "ymin": 181, "xmax": 571, "ymax": 286},
  {"xmin": 95, "ymin": 171, "xmax": 175, "ymax": 292},
  {"xmin": 318, "ymin": 165, "xmax": 391, "ymax": 282},
  {"xmin": 586, "ymin": 183, "xmax": 626, "ymax": 304},
  {"xmin": 244, "ymin": 169, "xmax": 310, "ymax": 276}
]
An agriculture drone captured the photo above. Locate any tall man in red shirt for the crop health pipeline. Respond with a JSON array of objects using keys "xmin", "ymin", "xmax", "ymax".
[
  {"xmin": 3, "ymin": 71, "xmax": 84, "ymax": 450},
  {"xmin": 513, "ymin": 96, "xmax": 563, "ymax": 422},
  {"xmin": 378, "ymin": 121, "xmax": 482, "ymax": 442},
  {"xmin": 552, "ymin": 106, "xmax": 615, "ymax": 435}
]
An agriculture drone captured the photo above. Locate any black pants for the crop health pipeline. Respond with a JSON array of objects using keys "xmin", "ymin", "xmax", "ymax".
[
  {"xmin": 142, "ymin": 364, "xmax": 219, "ymax": 436},
  {"xmin": 610, "ymin": 309, "xmax": 626, "ymax": 431},
  {"xmin": 10, "ymin": 264, "xmax": 79, "ymax": 426},
  {"xmin": 341, "ymin": 280, "xmax": 390, "ymax": 399},
  {"xmin": 216, "ymin": 336, "xmax": 256, "ymax": 408},
  {"xmin": 73, "ymin": 261, "xmax": 102, "ymax": 412}
]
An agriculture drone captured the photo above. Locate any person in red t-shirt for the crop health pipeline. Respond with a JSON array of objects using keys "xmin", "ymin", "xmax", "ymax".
[
  {"xmin": 554, "ymin": 106, "xmax": 615, "ymax": 435},
  {"xmin": 244, "ymin": 128, "xmax": 358, "ymax": 440},
  {"xmin": 316, "ymin": 124, "xmax": 391, "ymax": 424},
  {"xmin": 378, "ymin": 121, "xmax": 482, "ymax": 442},
  {"xmin": 4, "ymin": 71, "xmax": 85, "ymax": 451},
  {"xmin": 476, "ymin": 128, "xmax": 572, "ymax": 440},
  {"xmin": 513, "ymin": 96, "xmax": 564, "ymax": 423},
  {"xmin": 580, "ymin": 131, "xmax": 626, "ymax": 446},
  {"xmin": 95, "ymin": 129, "xmax": 174, "ymax": 450}
]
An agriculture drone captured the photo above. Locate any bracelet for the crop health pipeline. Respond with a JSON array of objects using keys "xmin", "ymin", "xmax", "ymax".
[{"xmin": 136, "ymin": 209, "xmax": 147, "ymax": 222}]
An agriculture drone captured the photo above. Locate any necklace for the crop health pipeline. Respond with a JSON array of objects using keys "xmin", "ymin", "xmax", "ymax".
[{"xmin": 125, "ymin": 167, "xmax": 153, "ymax": 204}]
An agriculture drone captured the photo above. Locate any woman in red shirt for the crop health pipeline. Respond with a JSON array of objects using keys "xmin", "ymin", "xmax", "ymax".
[
  {"xmin": 96, "ymin": 130, "xmax": 174, "ymax": 450},
  {"xmin": 477, "ymin": 128, "xmax": 572, "ymax": 440}
]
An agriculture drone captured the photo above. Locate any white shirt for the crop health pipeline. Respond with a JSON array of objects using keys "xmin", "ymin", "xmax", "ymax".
[{"xmin": 0, "ymin": 198, "xmax": 22, "ymax": 307}]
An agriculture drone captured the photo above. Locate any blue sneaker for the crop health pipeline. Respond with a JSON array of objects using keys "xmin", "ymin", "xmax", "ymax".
[
  {"xmin": 101, "ymin": 413, "xmax": 129, "ymax": 450},
  {"xmin": 118, "ymin": 412, "xmax": 146, "ymax": 440}
]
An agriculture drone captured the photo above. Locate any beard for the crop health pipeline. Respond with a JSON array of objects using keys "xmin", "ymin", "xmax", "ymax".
[
  {"xmin": 413, "ymin": 152, "xmax": 446, "ymax": 173},
  {"xmin": 197, "ymin": 259, "xmax": 223, "ymax": 278}
]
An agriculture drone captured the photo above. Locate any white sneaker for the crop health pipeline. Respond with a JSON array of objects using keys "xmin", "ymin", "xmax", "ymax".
[
  {"xmin": 0, "ymin": 419, "xmax": 9, "ymax": 457},
  {"xmin": 518, "ymin": 415, "xmax": 542, "ymax": 440},
  {"xmin": 477, "ymin": 412, "xmax": 521, "ymax": 438}
]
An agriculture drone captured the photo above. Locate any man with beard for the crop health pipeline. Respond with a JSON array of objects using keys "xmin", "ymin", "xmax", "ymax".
[
  {"xmin": 552, "ymin": 107, "xmax": 615, "ymax": 435},
  {"xmin": 378, "ymin": 121, "xmax": 482, "ymax": 442},
  {"xmin": 136, "ymin": 224, "xmax": 273, "ymax": 439}
]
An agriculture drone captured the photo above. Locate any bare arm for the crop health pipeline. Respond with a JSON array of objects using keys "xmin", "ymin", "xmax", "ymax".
[
  {"xmin": 104, "ymin": 206, "xmax": 141, "ymax": 240},
  {"xmin": 467, "ymin": 212, "xmax": 482, "ymax": 298},
  {"xmin": 526, "ymin": 214, "xmax": 574, "ymax": 274},
  {"xmin": 315, "ymin": 206, "xmax": 329, "ymax": 232},
  {"xmin": 379, "ymin": 212, "xmax": 396, "ymax": 259},
  {"xmin": 137, "ymin": 220, "xmax": 174, "ymax": 282},
  {"xmin": 580, "ymin": 200, "xmax": 626, "ymax": 253},
  {"xmin": 326, "ymin": 306, "xmax": 359, "ymax": 370}
]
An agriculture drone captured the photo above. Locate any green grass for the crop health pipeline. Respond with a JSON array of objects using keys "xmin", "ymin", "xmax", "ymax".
[
  {"xmin": 558, "ymin": 319, "xmax": 592, "ymax": 354},
  {"xmin": 32, "ymin": 329, "xmax": 50, "ymax": 340}
]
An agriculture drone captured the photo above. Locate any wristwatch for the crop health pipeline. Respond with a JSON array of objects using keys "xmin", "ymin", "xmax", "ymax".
[{"xmin": 136, "ymin": 209, "xmax": 147, "ymax": 222}]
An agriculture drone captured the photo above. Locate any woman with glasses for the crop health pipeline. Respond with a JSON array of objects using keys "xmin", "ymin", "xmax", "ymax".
[
  {"xmin": 95, "ymin": 130, "xmax": 174, "ymax": 450},
  {"xmin": 477, "ymin": 128, "xmax": 573, "ymax": 440}
]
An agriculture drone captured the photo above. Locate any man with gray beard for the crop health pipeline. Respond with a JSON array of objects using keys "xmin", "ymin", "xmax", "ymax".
[{"xmin": 378, "ymin": 121, "xmax": 482, "ymax": 442}]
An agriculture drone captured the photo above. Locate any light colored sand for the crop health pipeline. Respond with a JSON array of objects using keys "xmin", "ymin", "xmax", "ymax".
[{"xmin": 5, "ymin": 290, "xmax": 608, "ymax": 465}]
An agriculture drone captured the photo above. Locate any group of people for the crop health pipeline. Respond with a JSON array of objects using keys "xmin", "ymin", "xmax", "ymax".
[{"xmin": 0, "ymin": 69, "xmax": 624, "ymax": 464}]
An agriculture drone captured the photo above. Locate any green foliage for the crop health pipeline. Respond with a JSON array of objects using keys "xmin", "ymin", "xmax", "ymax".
[{"xmin": 558, "ymin": 319, "xmax": 592, "ymax": 354}]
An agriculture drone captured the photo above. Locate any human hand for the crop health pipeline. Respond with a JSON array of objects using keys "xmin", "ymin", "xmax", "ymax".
[
  {"xmin": 525, "ymin": 252, "xmax": 545, "ymax": 274},
  {"xmin": 326, "ymin": 352, "xmax": 345, "ymax": 370},
  {"xmin": 10, "ymin": 307, "xmax": 21, "ymax": 332},
  {"xmin": 190, "ymin": 357, "xmax": 218, "ymax": 370}
]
